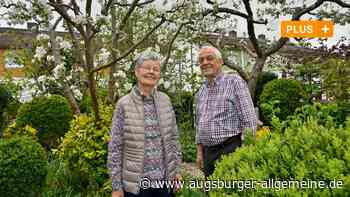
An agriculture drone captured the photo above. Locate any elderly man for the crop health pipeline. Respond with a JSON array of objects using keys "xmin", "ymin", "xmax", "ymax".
[
  {"xmin": 107, "ymin": 51, "xmax": 182, "ymax": 197},
  {"xmin": 195, "ymin": 46, "xmax": 258, "ymax": 178}
]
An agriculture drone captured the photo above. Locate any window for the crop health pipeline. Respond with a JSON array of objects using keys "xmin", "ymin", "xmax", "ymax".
[{"xmin": 4, "ymin": 51, "xmax": 24, "ymax": 68}]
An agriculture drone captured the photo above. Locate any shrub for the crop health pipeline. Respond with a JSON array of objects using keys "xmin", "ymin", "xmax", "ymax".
[
  {"xmin": 210, "ymin": 116, "xmax": 350, "ymax": 196},
  {"xmin": 293, "ymin": 102, "xmax": 350, "ymax": 127},
  {"xmin": 0, "ymin": 136, "xmax": 47, "ymax": 197},
  {"xmin": 179, "ymin": 122, "xmax": 197, "ymax": 162},
  {"xmin": 56, "ymin": 104, "xmax": 113, "ymax": 191},
  {"xmin": 259, "ymin": 79, "xmax": 307, "ymax": 124},
  {"xmin": 168, "ymin": 91, "xmax": 197, "ymax": 162},
  {"xmin": 80, "ymin": 88, "xmax": 108, "ymax": 113},
  {"xmin": 3, "ymin": 123, "xmax": 38, "ymax": 140},
  {"xmin": 254, "ymin": 72, "xmax": 278, "ymax": 104},
  {"xmin": 43, "ymin": 156, "xmax": 84, "ymax": 197},
  {"xmin": 16, "ymin": 95, "xmax": 73, "ymax": 148},
  {"xmin": 0, "ymin": 84, "xmax": 11, "ymax": 131}
]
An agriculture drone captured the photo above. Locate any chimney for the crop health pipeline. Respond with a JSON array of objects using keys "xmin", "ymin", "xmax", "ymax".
[
  {"xmin": 27, "ymin": 22, "xmax": 38, "ymax": 31},
  {"xmin": 229, "ymin": 30, "xmax": 237, "ymax": 38},
  {"xmin": 258, "ymin": 34, "xmax": 266, "ymax": 41}
]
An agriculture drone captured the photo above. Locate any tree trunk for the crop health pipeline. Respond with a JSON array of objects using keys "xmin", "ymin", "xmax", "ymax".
[
  {"xmin": 87, "ymin": 72, "xmax": 100, "ymax": 122},
  {"xmin": 248, "ymin": 56, "xmax": 267, "ymax": 103},
  {"xmin": 63, "ymin": 85, "xmax": 81, "ymax": 115},
  {"xmin": 107, "ymin": 66, "xmax": 118, "ymax": 105},
  {"xmin": 84, "ymin": 31, "xmax": 100, "ymax": 122},
  {"xmin": 49, "ymin": 29, "xmax": 81, "ymax": 115},
  {"xmin": 107, "ymin": 5, "xmax": 119, "ymax": 105}
]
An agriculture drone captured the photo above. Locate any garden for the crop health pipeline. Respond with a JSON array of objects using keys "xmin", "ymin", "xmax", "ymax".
[{"xmin": 0, "ymin": 0, "xmax": 350, "ymax": 197}]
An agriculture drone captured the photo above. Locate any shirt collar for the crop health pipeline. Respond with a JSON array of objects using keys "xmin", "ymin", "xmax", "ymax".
[
  {"xmin": 134, "ymin": 85, "xmax": 155, "ymax": 101},
  {"xmin": 205, "ymin": 72, "xmax": 224, "ymax": 88}
]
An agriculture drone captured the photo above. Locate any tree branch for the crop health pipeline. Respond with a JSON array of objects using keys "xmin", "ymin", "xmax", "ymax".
[
  {"xmin": 242, "ymin": 0, "xmax": 263, "ymax": 57},
  {"xmin": 101, "ymin": 0, "xmax": 114, "ymax": 15},
  {"xmin": 86, "ymin": 0, "xmax": 92, "ymax": 16},
  {"xmin": 224, "ymin": 61, "xmax": 250, "ymax": 82},
  {"xmin": 114, "ymin": 0, "xmax": 155, "ymax": 7},
  {"xmin": 207, "ymin": 39, "xmax": 249, "ymax": 81},
  {"xmin": 119, "ymin": 0, "xmax": 140, "ymax": 31},
  {"xmin": 326, "ymin": 0, "xmax": 350, "ymax": 8},
  {"xmin": 266, "ymin": 0, "xmax": 327, "ymax": 56},
  {"xmin": 1, "ymin": 3, "xmax": 17, "ymax": 9},
  {"xmin": 70, "ymin": 0, "xmax": 81, "ymax": 15},
  {"xmin": 51, "ymin": 16, "xmax": 63, "ymax": 31},
  {"xmin": 163, "ymin": 22, "xmax": 191, "ymax": 68},
  {"xmin": 292, "ymin": 0, "xmax": 324, "ymax": 20},
  {"xmin": 48, "ymin": 0, "xmax": 85, "ymax": 36},
  {"xmin": 66, "ymin": 22, "xmax": 85, "ymax": 66},
  {"xmin": 204, "ymin": 8, "xmax": 267, "ymax": 24},
  {"xmin": 92, "ymin": 17, "xmax": 166, "ymax": 73}
]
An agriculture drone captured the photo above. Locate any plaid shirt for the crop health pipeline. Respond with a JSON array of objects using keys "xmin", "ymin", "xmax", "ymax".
[{"xmin": 195, "ymin": 73, "xmax": 258, "ymax": 146}]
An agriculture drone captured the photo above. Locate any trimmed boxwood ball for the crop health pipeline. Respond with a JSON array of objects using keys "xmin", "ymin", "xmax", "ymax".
[
  {"xmin": 0, "ymin": 136, "xmax": 47, "ymax": 197},
  {"xmin": 254, "ymin": 72, "xmax": 278, "ymax": 104},
  {"xmin": 259, "ymin": 79, "xmax": 307, "ymax": 123},
  {"xmin": 16, "ymin": 95, "xmax": 73, "ymax": 148}
]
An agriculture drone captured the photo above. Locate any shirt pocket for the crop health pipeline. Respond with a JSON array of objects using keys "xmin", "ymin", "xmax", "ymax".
[{"xmin": 214, "ymin": 95, "xmax": 234, "ymax": 119}]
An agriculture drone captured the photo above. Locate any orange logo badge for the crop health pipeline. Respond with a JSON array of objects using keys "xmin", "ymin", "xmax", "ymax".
[{"xmin": 280, "ymin": 20, "xmax": 333, "ymax": 38}]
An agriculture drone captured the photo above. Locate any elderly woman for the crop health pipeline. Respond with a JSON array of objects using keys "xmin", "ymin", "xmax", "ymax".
[{"xmin": 107, "ymin": 51, "xmax": 182, "ymax": 197}]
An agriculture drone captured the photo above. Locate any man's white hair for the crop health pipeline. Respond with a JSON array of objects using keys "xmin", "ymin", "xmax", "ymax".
[{"xmin": 199, "ymin": 45, "xmax": 223, "ymax": 60}]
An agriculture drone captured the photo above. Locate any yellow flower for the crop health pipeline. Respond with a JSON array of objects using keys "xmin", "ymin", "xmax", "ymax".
[{"xmin": 256, "ymin": 126, "xmax": 270, "ymax": 139}]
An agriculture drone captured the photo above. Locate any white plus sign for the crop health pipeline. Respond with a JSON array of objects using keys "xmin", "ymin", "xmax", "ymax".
[{"xmin": 322, "ymin": 25, "xmax": 330, "ymax": 33}]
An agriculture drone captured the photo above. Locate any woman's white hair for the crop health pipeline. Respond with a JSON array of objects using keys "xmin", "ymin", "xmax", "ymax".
[{"xmin": 134, "ymin": 51, "xmax": 162, "ymax": 69}]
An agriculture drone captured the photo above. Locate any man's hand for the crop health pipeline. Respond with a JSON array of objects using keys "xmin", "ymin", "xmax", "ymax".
[
  {"xmin": 112, "ymin": 189, "xmax": 124, "ymax": 197},
  {"xmin": 196, "ymin": 144, "xmax": 204, "ymax": 171}
]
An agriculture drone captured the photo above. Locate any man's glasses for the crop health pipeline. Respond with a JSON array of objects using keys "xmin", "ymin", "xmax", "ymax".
[{"xmin": 198, "ymin": 55, "xmax": 216, "ymax": 64}]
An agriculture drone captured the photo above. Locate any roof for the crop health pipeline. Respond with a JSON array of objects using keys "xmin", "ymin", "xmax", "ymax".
[
  {"xmin": 0, "ymin": 27, "xmax": 68, "ymax": 49},
  {"xmin": 200, "ymin": 32, "xmax": 336, "ymax": 63}
]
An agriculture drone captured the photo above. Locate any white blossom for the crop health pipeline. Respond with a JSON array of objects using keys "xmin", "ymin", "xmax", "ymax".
[
  {"xmin": 56, "ymin": 36, "xmax": 63, "ymax": 43},
  {"xmin": 163, "ymin": 81, "xmax": 171, "ymax": 89},
  {"xmin": 73, "ymin": 15, "xmax": 87, "ymax": 25},
  {"xmin": 60, "ymin": 41, "xmax": 72, "ymax": 50},
  {"xmin": 124, "ymin": 64, "xmax": 131, "ymax": 71},
  {"xmin": 36, "ymin": 33, "xmax": 50, "ymax": 41},
  {"xmin": 183, "ymin": 83, "xmax": 192, "ymax": 92},
  {"xmin": 98, "ymin": 48, "xmax": 110, "ymax": 64},
  {"xmin": 96, "ymin": 15, "xmax": 108, "ymax": 23},
  {"xmin": 37, "ymin": 0, "xmax": 48, "ymax": 7},
  {"xmin": 72, "ymin": 88, "xmax": 83, "ymax": 100},
  {"xmin": 47, "ymin": 55, "xmax": 54, "ymax": 62},
  {"xmin": 116, "ymin": 70, "xmax": 126, "ymax": 78},
  {"xmin": 34, "ymin": 46, "xmax": 47, "ymax": 59},
  {"xmin": 53, "ymin": 63, "xmax": 65, "ymax": 79},
  {"xmin": 78, "ymin": 67, "xmax": 84, "ymax": 72},
  {"xmin": 123, "ymin": 82, "xmax": 132, "ymax": 91},
  {"xmin": 38, "ymin": 75, "xmax": 47, "ymax": 83}
]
